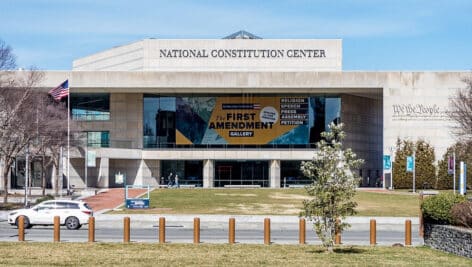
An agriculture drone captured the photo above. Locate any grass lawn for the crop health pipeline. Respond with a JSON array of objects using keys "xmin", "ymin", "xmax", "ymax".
[
  {"xmin": 0, "ymin": 243, "xmax": 469, "ymax": 266},
  {"xmin": 113, "ymin": 189, "xmax": 420, "ymax": 216}
]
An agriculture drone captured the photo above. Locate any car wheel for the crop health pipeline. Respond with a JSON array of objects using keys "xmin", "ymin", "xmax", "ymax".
[
  {"xmin": 16, "ymin": 216, "xmax": 32, "ymax": 229},
  {"xmin": 65, "ymin": 216, "xmax": 81, "ymax": 230}
]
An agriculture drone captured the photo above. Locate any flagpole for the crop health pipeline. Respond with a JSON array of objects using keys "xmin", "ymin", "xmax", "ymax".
[{"xmin": 67, "ymin": 85, "xmax": 70, "ymax": 194}]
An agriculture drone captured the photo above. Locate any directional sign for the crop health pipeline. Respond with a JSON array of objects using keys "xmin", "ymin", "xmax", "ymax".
[
  {"xmin": 383, "ymin": 155, "xmax": 391, "ymax": 170},
  {"xmin": 406, "ymin": 156, "xmax": 414, "ymax": 172}
]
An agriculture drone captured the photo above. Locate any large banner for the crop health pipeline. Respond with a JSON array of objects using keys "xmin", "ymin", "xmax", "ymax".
[{"xmin": 175, "ymin": 96, "xmax": 311, "ymax": 145}]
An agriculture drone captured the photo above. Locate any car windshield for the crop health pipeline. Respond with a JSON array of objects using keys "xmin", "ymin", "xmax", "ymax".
[{"xmin": 83, "ymin": 203, "xmax": 92, "ymax": 210}]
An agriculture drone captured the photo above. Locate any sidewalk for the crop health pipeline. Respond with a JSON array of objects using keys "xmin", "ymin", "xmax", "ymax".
[{"xmin": 82, "ymin": 188, "xmax": 148, "ymax": 213}]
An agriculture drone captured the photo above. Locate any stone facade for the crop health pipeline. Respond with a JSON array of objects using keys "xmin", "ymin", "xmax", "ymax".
[
  {"xmin": 424, "ymin": 223, "xmax": 472, "ymax": 258},
  {"xmin": 1, "ymin": 33, "xmax": 471, "ymax": 190},
  {"xmin": 73, "ymin": 39, "xmax": 342, "ymax": 72},
  {"xmin": 1, "ymin": 70, "xmax": 470, "ymax": 189}
]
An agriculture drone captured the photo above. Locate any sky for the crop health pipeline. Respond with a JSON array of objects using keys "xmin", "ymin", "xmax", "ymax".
[{"xmin": 0, "ymin": 0, "xmax": 471, "ymax": 71}]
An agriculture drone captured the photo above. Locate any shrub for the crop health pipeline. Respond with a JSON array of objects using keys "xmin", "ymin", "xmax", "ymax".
[
  {"xmin": 35, "ymin": 194, "xmax": 54, "ymax": 204},
  {"xmin": 451, "ymin": 201, "xmax": 472, "ymax": 228},
  {"xmin": 421, "ymin": 193, "xmax": 467, "ymax": 224}
]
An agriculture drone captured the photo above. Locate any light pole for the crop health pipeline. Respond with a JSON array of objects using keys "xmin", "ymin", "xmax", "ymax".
[
  {"xmin": 453, "ymin": 150, "xmax": 456, "ymax": 194},
  {"xmin": 406, "ymin": 147, "xmax": 416, "ymax": 193},
  {"xmin": 389, "ymin": 146, "xmax": 395, "ymax": 190},
  {"xmin": 24, "ymin": 146, "xmax": 29, "ymax": 207},
  {"xmin": 412, "ymin": 149, "xmax": 416, "ymax": 193}
]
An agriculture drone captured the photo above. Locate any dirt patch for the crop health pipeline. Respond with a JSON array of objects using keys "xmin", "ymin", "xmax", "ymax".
[
  {"xmin": 219, "ymin": 203, "xmax": 301, "ymax": 215},
  {"xmin": 357, "ymin": 189, "xmax": 414, "ymax": 195},
  {"xmin": 214, "ymin": 193, "xmax": 257, "ymax": 197},
  {"xmin": 269, "ymin": 192, "xmax": 310, "ymax": 200},
  {"xmin": 355, "ymin": 204, "xmax": 382, "ymax": 211}
]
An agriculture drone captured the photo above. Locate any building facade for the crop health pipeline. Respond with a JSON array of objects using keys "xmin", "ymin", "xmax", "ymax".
[{"xmin": 1, "ymin": 32, "xmax": 469, "ymax": 190}]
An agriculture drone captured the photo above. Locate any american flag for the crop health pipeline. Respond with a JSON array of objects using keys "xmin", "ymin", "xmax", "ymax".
[{"xmin": 49, "ymin": 80, "xmax": 69, "ymax": 101}]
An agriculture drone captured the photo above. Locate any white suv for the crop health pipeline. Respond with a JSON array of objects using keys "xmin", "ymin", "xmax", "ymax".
[{"xmin": 8, "ymin": 200, "xmax": 93, "ymax": 230}]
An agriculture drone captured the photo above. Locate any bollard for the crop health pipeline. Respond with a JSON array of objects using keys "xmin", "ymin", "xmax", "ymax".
[
  {"xmin": 123, "ymin": 217, "xmax": 130, "ymax": 243},
  {"xmin": 194, "ymin": 217, "xmax": 200, "ymax": 244},
  {"xmin": 335, "ymin": 218, "xmax": 341, "ymax": 245},
  {"xmin": 53, "ymin": 216, "xmax": 60, "ymax": 242},
  {"xmin": 159, "ymin": 217, "xmax": 166, "ymax": 244},
  {"xmin": 299, "ymin": 218, "xmax": 306, "ymax": 245},
  {"xmin": 229, "ymin": 218, "xmax": 235, "ymax": 244},
  {"xmin": 88, "ymin": 217, "xmax": 95, "ymax": 243},
  {"xmin": 405, "ymin": 219, "xmax": 412, "ymax": 246},
  {"xmin": 18, "ymin": 216, "xmax": 25, "ymax": 242},
  {"xmin": 264, "ymin": 218, "xmax": 271, "ymax": 245},
  {"xmin": 370, "ymin": 219, "xmax": 376, "ymax": 246}
]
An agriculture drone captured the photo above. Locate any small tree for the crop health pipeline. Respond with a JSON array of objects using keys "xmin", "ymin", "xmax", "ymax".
[
  {"xmin": 414, "ymin": 139, "xmax": 436, "ymax": 189},
  {"xmin": 437, "ymin": 142, "xmax": 472, "ymax": 190},
  {"xmin": 301, "ymin": 123, "xmax": 363, "ymax": 252},
  {"xmin": 393, "ymin": 138, "xmax": 436, "ymax": 189},
  {"xmin": 436, "ymin": 146, "xmax": 454, "ymax": 190},
  {"xmin": 392, "ymin": 138, "xmax": 414, "ymax": 189}
]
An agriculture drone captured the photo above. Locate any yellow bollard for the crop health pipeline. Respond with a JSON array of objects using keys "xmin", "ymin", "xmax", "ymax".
[
  {"xmin": 53, "ymin": 216, "xmax": 60, "ymax": 242},
  {"xmin": 88, "ymin": 217, "xmax": 95, "ymax": 243},
  {"xmin": 229, "ymin": 218, "xmax": 235, "ymax": 244},
  {"xmin": 159, "ymin": 217, "xmax": 166, "ymax": 244},
  {"xmin": 299, "ymin": 218, "xmax": 306, "ymax": 245},
  {"xmin": 18, "ymin": 216, "xmax": 25, "ymax": 242},
  {"xmin": 123, "ymin": 217, "xmax": 130, "ymax": 243},
  {"xmin": 370, "ymin": 219, "xmax": 376, "ymax": 246},
  {"xmin": 405, "ymin": 219, "xmax": 412, "ymax": 246},
  {"xmin": 264, "ymin": 218, "xmax": 271, "ymax": 245},
  {"xmin": 194, "ymin": 217, "xmax": 200, "ymax": 244}
]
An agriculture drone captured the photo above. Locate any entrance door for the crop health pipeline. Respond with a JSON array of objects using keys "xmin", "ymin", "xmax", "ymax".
[
  {"xmin": 214, "ymin": 161, "xmax": 268, "ymax": 187},
  {"xmin": 216, "ymin": 165, "xmax": 232, "ymax": 187}
]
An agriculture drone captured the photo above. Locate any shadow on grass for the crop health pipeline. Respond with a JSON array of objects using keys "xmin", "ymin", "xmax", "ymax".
[{"xmin": 306, "ymin": 246, "xmax": 365, "ymax": 254}]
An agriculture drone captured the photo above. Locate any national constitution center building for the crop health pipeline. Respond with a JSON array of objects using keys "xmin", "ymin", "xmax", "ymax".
[{"xmin": 2, "ymin": 31, "xmax": 470, "ymax": 190}]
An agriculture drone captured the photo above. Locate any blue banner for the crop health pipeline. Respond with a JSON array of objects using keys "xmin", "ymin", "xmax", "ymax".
[
  {"xmin": 406, "ymin": 156, "xmax": 414, "ymax": 172},
  {"xmin": 383, "ymin": 155, "xmax": 391, "ymax": 170}
]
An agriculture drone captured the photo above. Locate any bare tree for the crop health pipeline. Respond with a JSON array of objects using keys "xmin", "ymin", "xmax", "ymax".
[
  {"xmin": 0, "ymin": 39, "xmax": 16, "ymax": 70},
  {"xmin": 0, "ymin": 39, "xmax": 45, "ymax": 202},
  {"xmin": 0, "ymin": 71, "xmax": 44, "ymax": 203},
  {"xmin": 30, "ymin": 95, "xmax": 80, "ymax": 196},
  {"xmin": 449, "ymin": 78, "xmax": 472, "ymax": 140}
]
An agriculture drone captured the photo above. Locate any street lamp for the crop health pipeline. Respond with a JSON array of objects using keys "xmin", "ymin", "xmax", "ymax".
[
  {"xmin": 388, "ymin": 146, "xmax": 395, "ymax": 190},
  {"xmin": 24, "ymin": 146, "xmax": 29, "ymax": 207}
]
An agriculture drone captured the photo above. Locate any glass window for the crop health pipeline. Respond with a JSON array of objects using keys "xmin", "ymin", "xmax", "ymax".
[
  {"xmin": 280, "ymin": 161, "xmax": 311, "ymax": 187},
  {"xmin": 214, "ymin": 161, "xmax": 269, "ymax": 187},
  {"xmin": 143, "ymin": 95, "xmax": 176, "ymax": 148},
  {"xmin": 71, "ymin": 93, "xmax": 110, "ymax": 121},
  {"xmin": 87, "ymin": 131, "xmax": 109, "ymax": 147},
  {"xmin": 143, "ymin": 94, "xmax": 341, "ymax": 148},
  {"xmin": 309, "ymin": 97, "xmax": 341, "ymax": 144},
  {"xmin": 160, "ymin": 160, "xmax": 203, "ymax": 187}
]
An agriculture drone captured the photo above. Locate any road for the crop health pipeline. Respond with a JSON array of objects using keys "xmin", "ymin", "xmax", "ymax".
[{"xmin": 0, "ymin": 221, "xmax": 423, "ymax": 246}]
